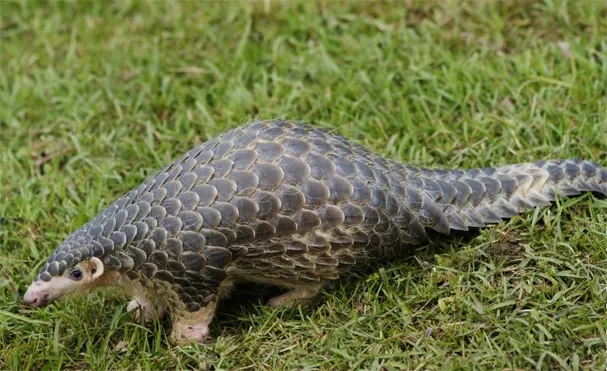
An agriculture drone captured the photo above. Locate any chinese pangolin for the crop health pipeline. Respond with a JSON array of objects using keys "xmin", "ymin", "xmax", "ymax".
[{"xmin": 23, "ymin": 120, "xmax": 607, "ymax": 344}]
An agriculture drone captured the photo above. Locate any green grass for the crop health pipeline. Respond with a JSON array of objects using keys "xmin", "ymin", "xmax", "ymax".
[{"xmin": 1, "ymin": 0, "xmax": 607, "ymax": 369}]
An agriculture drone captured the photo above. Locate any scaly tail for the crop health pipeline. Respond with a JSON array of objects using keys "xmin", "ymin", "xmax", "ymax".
[{"xmin": 409, "ymin": 159, "xmax": 607, "ymax": 234}]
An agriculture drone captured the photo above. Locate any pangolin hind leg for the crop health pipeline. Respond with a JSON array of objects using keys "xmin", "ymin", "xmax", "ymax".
[
  {"xmin": 267, "ymin": 285, "xmax": 322, "ymax": 308},
  {"xmin": 171, "ymin": 300, "xmax": 218, "ymax": 344}
]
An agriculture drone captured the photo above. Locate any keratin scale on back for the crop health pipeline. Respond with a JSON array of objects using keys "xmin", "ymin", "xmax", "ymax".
[{"xmin": 23, "ymin": 120, "xmax": 607, "ymax": 344}]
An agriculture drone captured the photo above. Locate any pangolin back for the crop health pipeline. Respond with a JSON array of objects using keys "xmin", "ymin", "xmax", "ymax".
[{"xmin": 36, "ymin": 120, "xmax": 607, "ymax": 311}]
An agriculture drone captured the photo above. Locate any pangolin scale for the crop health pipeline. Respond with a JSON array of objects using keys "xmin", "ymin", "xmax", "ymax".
[{"xmin": 27, "ymin": 120, "xmax": 607, "ymax": 343}]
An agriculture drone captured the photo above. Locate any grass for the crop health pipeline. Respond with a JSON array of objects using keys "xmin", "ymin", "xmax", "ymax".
[{"xmin": 1, "ymin": 0, "xmax": 606, "ymax": 369}]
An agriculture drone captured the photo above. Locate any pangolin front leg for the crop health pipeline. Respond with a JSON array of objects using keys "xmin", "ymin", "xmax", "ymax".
[{"xmin": 127, "ymin": 296, "xmax": 167, "ymax": 323}]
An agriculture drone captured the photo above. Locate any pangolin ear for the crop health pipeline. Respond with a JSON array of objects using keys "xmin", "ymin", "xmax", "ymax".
[{"xmin": 89, "ymin": 257, "xmax": 105, "ymax": 280}]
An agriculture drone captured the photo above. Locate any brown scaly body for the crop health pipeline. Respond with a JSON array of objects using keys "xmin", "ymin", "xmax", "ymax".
[{"xmin": 24, "ymin": 120, "xmax": 607, "ymax": 344}]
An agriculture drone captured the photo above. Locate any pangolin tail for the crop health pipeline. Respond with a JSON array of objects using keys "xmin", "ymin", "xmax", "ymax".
[{"xmin": 414, "ymin": 159, "xmax": 607, "ymax": 234}]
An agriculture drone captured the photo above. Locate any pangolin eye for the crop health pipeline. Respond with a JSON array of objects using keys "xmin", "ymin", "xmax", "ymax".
[{"xmin": 69, "ymin": 269, "xmax": 83, "ymax": 281}]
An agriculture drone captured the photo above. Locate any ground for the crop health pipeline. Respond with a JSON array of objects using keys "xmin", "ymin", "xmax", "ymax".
[{"xmin": 1, "ymin": 1, "xmax": 606, "ymax": 370}]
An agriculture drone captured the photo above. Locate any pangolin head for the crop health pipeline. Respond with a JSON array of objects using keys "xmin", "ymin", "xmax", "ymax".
[{"xmin": 23, "ymin": 192, "xmax": 141, "ymax": 307}]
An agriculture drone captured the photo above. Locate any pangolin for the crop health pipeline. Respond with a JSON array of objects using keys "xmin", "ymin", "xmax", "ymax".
[{"xmin": 23, "ymin": 120, "xmax": 607, "ymax": 344}]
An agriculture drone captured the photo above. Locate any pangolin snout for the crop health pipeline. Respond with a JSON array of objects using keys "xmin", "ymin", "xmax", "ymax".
[{"xmin": 23, "ymin": 285, "xmax": 51, "ymax": 307}]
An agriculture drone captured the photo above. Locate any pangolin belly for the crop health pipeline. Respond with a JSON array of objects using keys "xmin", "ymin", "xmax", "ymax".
[{"xmin": 36, "ymin": 120, "xmax": 607, "ymax": 311}]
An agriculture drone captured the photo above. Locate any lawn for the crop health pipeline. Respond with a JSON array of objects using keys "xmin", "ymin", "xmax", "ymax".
[{"xmin": 1, "ymin": 0, "xmax": 606, "ymax": 369}]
